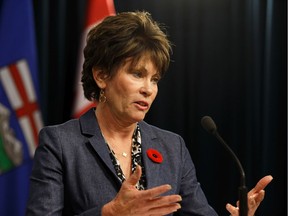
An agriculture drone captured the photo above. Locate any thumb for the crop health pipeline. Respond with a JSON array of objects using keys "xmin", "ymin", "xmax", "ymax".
[{"xmin": 125, "ymin": 165, "xmax": 142, "ymax": 187}]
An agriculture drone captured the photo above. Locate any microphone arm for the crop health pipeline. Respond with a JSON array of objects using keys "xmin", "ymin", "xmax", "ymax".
[{"xmin": 201, "ymin": 116, "xmax": 248, "ymax": 216}]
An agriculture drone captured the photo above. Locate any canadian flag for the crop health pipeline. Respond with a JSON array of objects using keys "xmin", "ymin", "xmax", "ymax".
[{"xmin": 72, "ymin": 0, "xmax": 115, "ymax": 118}]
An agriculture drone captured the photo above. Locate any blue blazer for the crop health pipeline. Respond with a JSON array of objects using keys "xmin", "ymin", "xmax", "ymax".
[{"xmin": 26, "ymin": 109, "xmax": 217, "ymax": 216}]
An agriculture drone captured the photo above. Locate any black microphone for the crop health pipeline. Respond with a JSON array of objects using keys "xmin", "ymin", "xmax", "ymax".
[{"xmin": 201, "ymin": 116, "xmax": 248, "ymax": 216}]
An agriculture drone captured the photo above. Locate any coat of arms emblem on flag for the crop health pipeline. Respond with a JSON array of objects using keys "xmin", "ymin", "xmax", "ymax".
[
  {"xmin": 0, "ymin": 59, "xmax": 43, "ymax": 173},
  {"xmin": 0, "ymin": 103, "xmax": 23, "ymax": 173}
]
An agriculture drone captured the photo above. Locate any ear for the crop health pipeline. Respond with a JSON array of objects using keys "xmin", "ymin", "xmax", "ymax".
[{"xmin": 92, "ymin": 67, "xmax": 107, "ymax": 89}]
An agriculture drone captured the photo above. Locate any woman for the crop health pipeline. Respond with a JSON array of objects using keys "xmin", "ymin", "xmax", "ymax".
[{"xmin": 26, "ymin": 11, "xmax": 272, "ymax": 216}]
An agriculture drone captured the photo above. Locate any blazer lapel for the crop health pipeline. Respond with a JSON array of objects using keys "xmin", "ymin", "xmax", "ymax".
[
  {"xmin": 79, "ymin": 109, "xmax": 122, "ymax": 186},
  {"xmin": 79, "ymin": 110, "xmax": 165, "ymax": 189},
  {"xmin": 140, "ymin": 122, "xmax": 163, "ymax": 189}
]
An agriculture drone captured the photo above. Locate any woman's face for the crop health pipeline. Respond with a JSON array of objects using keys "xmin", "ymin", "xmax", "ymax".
[{"xmin": 98, "ymin": 56, "xmax": 160, "ymax": 125}]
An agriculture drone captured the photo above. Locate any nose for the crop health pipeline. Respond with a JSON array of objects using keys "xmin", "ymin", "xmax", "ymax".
[{"xmin": 140, "ymin": 80, "xmax": 155, "ymax": 97}]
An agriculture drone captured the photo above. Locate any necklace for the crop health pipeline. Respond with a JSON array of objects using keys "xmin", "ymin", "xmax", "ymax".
[
  {"xmin": 110, "ymin": 147, "xmax": 130, "ymax": 158},
  {"xmin": 112, "ymin": 149, "xmax": 129, "ymax": 158},
  {"xmin": 102, "ymin": 135, "xmax": 130, "ymax": 158},
  {"xmin": 101, "ymin": 129, "xmax": 134, "ymax": 158}
]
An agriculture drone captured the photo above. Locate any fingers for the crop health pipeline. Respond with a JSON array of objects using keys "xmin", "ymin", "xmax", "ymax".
[
  {"xmin": 112, "ymin": 184, "xmax": 181, "ymax": 215},
  {"xmin": 249, "ymin": 190, "xmax": 265, "ymax": 203},
  {"xmin": 148, "ymin": 202, "xmax": 181, "ymax": 215},
  {"xmin": 248, "ymin": 190, "xmax": 265, "ymax": 208},
  {"xmin": 248, "ymin": 175, "xmax": 273, "ymax": 195},
  {"xmin": 115, "ymin": 166, "xmax": 182, "ymax": 215},
  {"xmin": 226, "ymin": 203, "xmax": 239, "ymax": 216},
  {"xmin": 138, "ymin": 186, "xmax": 182, "ymax": 215},
  {"xmin": 125, "ymin": 165, "xmax": 176, "ymax": 199},
  {"xmin": 125, "ymin": 165, "xmax": 142, "ymax": 187},
  {"xmin": 246, "ymin": 175, "xmax": 272, "ymax": 206},
  {"xmin": 245, "ymin": 190, "xmax": 265, "ymax": 216},
  {"xmin": 143, "ymin": 194, "xmax": 182, "ymax": 215},
  {"xmin": 148, "ymin": 194, "xmax": 182, "ymax": 207},
  {"xmin": 226, "ymin": 176, "xmax": 272, "ymax": 216},
  {"xmin": 140, "ymin": 184, "xmax": 175, "ymax": 199}
]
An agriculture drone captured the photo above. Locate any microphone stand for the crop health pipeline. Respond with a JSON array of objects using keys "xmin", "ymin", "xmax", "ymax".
[{"xmin": 214, "ymin": 131, "xmax": 248, "ymax": 216}]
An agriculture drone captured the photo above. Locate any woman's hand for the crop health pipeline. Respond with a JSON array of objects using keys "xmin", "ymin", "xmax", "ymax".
[
  {"xmin": 226, "ymin": 175, "xmax": 273, "ymax": 216},
  {"xmin": 102, "ymin": 165, "xmax": 182, "ymax": 216}
]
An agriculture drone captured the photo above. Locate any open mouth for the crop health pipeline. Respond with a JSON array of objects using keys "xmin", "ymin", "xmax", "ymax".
[{"xmin": 135, "ymin": 101, "xmax": 149, "ymax": 109}]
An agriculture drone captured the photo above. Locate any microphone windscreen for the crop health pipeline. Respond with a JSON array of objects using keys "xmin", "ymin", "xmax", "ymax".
[{"xmin": 201, "ymin": 116, "xmax": 217, "ymax": 134}]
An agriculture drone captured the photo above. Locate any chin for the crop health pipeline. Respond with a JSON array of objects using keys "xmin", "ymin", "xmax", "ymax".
[
  {"xmin": 132, "ymin": 114, "xmax": 146, "ymax": 122},
  {"xmin": 128, "ymin": 110, "xmax": 147, "ymax": 123}
]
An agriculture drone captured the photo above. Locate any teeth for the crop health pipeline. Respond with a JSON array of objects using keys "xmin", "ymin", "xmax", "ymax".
[{"xmin": 138, "ymin": 102, "xmax": 146, "ymax": 106}]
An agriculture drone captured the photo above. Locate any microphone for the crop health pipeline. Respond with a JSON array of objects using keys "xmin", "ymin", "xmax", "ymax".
[{"xmin": 201, "ymin": 116, "xmax": 248, "ymax": 216}]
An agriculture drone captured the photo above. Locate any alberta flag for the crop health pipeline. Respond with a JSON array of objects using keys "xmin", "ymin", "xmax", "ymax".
[{"xmin": 0, "ymin": 0, "xmax": 43, "ymax": 215}]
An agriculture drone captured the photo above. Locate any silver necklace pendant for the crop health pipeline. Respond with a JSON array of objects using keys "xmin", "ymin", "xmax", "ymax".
[{"xmin": 122, "ymin": 152, "xmax": 128, "ymax": 157}]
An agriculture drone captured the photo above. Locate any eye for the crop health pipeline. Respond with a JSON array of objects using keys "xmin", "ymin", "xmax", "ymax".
[
  {"xmin": 152, "ymin": 75, "xmax": 160, "ymax": 84},
  {"xmin": 132, "ymin": 71, "xmax": 143, "ymax": 78}
]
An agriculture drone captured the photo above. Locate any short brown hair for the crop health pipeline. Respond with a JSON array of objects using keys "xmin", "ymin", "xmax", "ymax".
[{"xmin": 81, "ymin": 11, "xmax": 172, "ymax": 101}]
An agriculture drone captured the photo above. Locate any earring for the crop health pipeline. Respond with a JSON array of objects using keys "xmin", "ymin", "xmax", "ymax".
[{"xmin": 99, "ymin": 89, "xmax": 107, "ymax": 103}]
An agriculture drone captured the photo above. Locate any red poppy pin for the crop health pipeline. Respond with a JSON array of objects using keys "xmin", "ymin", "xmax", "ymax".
[{"xmin": 146, "ymin": 149, "xmax": 163, "ymax": 163}]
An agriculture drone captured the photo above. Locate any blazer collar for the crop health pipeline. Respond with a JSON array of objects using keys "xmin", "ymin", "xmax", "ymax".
[
  {"xmin": 138, "ymin": 121, "xmax": 163, "ymax": 189},
  {"xmin": 79, "ymin": 109, "xmax": 163, "ymax": 189},
  {"xmin": 79, "ymin": 108, "xmax": 122, "ymax": 187}
]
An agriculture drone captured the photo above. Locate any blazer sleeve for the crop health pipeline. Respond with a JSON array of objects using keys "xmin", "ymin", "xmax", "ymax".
[
  {"xmin": 177, "ymin": 136, "xmax": 218, "ymax": 216},
  {"xmin": 25, "ymin": 126, "xmax": 103, "ymax": 216},
  {"xmin": 26, "ymin": 126, "xmax": 64, "ymax": 215}
]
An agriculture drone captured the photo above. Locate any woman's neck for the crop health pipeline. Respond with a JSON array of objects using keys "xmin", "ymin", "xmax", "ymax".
[{"xmin": 95, "ymin": 105, "xmax": 136, "ymax": 141}]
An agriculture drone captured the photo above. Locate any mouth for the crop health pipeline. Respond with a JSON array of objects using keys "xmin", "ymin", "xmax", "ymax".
[{"xmin": 134, "ymin": 101, "xmax": 149, "ymax": 110}]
